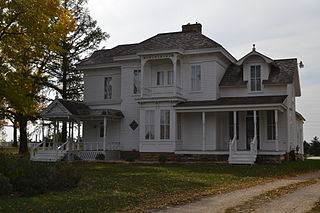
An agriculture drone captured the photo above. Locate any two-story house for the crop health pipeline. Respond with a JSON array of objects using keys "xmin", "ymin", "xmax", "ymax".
[{"xmin": 33, "ymin": 23, "xmax": 304, "ymax": 164}]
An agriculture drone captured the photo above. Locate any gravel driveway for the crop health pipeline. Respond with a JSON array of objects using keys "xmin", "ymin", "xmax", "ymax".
[{"xmin": 154, "ymin": 171, "xmax": 320, "ymax": 213}]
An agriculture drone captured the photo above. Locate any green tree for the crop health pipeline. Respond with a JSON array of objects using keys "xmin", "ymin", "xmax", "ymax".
[
  {"xmin": 0, "ymin": 0, "xmax": 75, "ymax": 154},
  {"xmin": 43, "ymin": 0, "xmax": 108, "ymax": 142},
  {"xmin": 44, "ymin": 0, "xmax": 109, "ymax": 101},
  {"xmin": 310, "ymin": 136, "xmax": 320, "ymax": 156}
]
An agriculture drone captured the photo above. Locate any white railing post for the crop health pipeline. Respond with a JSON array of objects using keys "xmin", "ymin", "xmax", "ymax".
[
  {"xmin": 275, "ymin": 110, "xmax": 279, "ymax": 151},
  {"xmin": 103, "ymin": 116, "xmax": 107, "ymax": 151},
  {"xmin": 233, "ymin": 111, "xmax": 237, "ymax": 150},
  {"xmin": 202, "ymin": 112, "xmax": 206, "ymax": 151}
]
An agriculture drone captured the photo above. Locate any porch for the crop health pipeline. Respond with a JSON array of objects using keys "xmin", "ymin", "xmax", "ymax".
[
  {"xmin": 175, "ymin": 95, "xmax": 289, "ymax": 164},
  {"xmin": 31, "ymin": 99, "xmax": 123, "ymax": 161}
]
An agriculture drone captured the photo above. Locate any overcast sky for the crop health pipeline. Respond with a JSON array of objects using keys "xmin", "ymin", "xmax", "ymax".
[{"xmin": 3, "ymin": 0, "xmax": 320, "ymax": 142}]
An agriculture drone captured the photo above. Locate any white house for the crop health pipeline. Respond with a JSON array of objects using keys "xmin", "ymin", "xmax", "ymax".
[{"xmin": 32, "ymin": 23, "xmax": 305, "ymax": 164}]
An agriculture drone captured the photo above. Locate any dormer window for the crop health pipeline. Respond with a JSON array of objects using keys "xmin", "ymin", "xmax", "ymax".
[{"xmin": 250, "ymin": 65, "xmax": 261, "ymax": 91}]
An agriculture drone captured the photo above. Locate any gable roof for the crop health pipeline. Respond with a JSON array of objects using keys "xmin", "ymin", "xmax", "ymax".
[
  {"xmin": 78, "ymin": 31, "xmax": 222, "ymax": 66},
  {"xmin": 220, "ymin": 58, "xmax": 299, "ymax": 87},
  {"xmin": 41, "ymin": 99, "xmax": 124, "ymax": 120}
]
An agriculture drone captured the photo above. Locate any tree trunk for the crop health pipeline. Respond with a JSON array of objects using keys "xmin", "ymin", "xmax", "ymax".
[
  {"xmin": 12, "ymin": 119, "xmax": 18, "ymax": 147},
  {"xmin": 17, "ymin": 116, "xmax": 28, "ymax": 154},
  {"xmin": 61, "ymin": 54, "xmax": 68, "ymax": 143}
]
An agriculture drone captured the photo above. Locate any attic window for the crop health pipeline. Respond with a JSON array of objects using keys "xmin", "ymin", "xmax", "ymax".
[{"xmin": 250, "ymin": 65, "xmax": 261, "ymax": 91}]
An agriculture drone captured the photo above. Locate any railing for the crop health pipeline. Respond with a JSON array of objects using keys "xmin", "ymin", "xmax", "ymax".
[
  {"xmin": 250, "ymin": 135, "xmax": 258, "ymax": 158},
  {"xmin": 142, "ymin": 86, "xmax": 183, "ymax": 97},
  {"xmin": 228, "ymin": 135, "xmax": 237, "ymax": 161},
  {"xmin": 30, "ymin": 141, "xmax": 55, "ymax": 157}
]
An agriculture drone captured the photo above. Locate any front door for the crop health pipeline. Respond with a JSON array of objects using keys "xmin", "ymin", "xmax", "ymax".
[{"xmin": 246, "ymin": 111, "xmax": 259, "ymax": 150}]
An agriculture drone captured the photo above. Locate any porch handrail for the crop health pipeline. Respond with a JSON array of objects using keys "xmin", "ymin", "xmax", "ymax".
[
  {"xmin": 58, "ymin": 140, "xmax": 69, "ymax": 151},
  {"xmin": 31, "ymin": 141, "xmax": 45, "ymax": 157},
  {"xmin": 250, "ymin": 135, "xmax": 258, "ymax": 158},
  {"xmin": 229, "ymin": 135, "xmax": 237, "ymax": 155}
]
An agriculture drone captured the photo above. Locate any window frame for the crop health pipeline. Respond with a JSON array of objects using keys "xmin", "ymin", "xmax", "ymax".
[
  {"xmin": 250, "ymin": 65, "xmax": 262, "ymax": 92},
  {"xmin": 156, "ymin": 71, "xmax": 173, "ymax": 86},
  {"xmin": 145, "ymin": 110, "xmax": 155, "ymax": 140},
  {"xmin": 160, "ymin": 110, "xmax": 170, "ymax": 140},
  {"xmin": 191, "ymin": 65, "xmax": 201, "ymax": 91},
  {"xmin": 104, "ymin": 77, "xmax": 112, "ymax": 99},
  {"xmin": 133, "ymin": 69, "xmax": 141, "ymax": 95}
]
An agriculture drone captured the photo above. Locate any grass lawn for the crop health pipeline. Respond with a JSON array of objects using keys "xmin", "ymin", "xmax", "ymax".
[{"xmin": 0, "ymin": 160, "xmax": 319, "ymax": 213}]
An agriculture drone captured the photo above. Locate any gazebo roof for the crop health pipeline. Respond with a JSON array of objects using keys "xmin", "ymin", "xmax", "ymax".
[{"xmin": 40, "ymin": 99, "xmax": 124, "ymax": 121}]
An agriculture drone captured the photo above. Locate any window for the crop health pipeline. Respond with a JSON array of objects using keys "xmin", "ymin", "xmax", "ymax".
[
  {"xmin": 104, "ymin": 77, "xmax": 112, "ymax": 99},
  {"xmin": 267, "ymin": 110, "xmax": 276, "ymax": 140},
  {"xmin": 191, "ymin": 65, "xmax": 201, "ymax": 91},
  {"xmin": 145, "ymin": 110, "xmax": 155, "ymax": 140},
  {"xmin": 133, "ymin": 70, "xmax": 141, "ymax": 94},
  {"xmin": 157, "ymin": 71, "xmax": 173, "ymax": 86},
  {"xmin": 250, "ymin": 65, "xmax": 261, "ymax": 91},
  {"xmin": 160, "ymin": 110, "xmax": 170, "ymax": 139},
  {"xmin": 229, "ymin": 112, "xmax": 239, "ymax": 140}
]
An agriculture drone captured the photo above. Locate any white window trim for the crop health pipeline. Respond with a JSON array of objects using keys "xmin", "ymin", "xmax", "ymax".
[
  {"xmin": 144, "ymin": 109, "xmax": 155, "ymax": 140},
  {"xmin": 156, "ymin": 71, "xmax": 173, "ymax": 86},
  {"xmin": 248, "ymin": 64, "xmax": 263, "ymax": 93},
  {"xmin": 104, "ymin": 77, "xmax": 112, "ymax": 99},
  {"xmin": 160, "ymin": 109, "xmax": 170, "ymax": 140},
  {"xmin": 133, "ymin": 69, "xmax": 141, "ymax": 95},
  {"xmin": 191, "ymin": 64, "xmax": 201, "ymax": 91}
]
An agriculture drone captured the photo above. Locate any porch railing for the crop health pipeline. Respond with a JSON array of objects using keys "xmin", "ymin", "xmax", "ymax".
[
  {"xmin": 250, "ymin": 135, "xmax": 258, "ymax": 158},
  {"xmin": 142, "ymin": 86, "xmax": 183, "ymax": 97},
  {"xmin": 228, "ymin": 135, "xmax": 237, "ymax": 161}
]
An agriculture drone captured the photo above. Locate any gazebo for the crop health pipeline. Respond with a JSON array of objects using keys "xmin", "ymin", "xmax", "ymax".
[{"xmin": 30, "ymin": 98, "xmax": 123, "ymax": 161}]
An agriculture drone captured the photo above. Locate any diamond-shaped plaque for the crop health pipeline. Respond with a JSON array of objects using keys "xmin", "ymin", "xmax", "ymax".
[{"xmin": 129, "ymin": 120, "xmax": 138, "ymax": 131}]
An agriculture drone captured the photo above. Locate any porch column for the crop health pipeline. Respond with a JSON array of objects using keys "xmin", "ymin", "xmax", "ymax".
[
  {"xmin": 77, "ymin": 121, "xmax": 80, "ymax": 150},
  {"xmin": 41, "ymin": 119, "xmax": 45, "ymax": 143},
  {"xmin": 202, "ymin": 112, "xmax": 206, "ymax": 151},
  {"xmin": 254, "ymin": 110, "xmax": 257, "ymax": 140},
  {"xmin": 53, "ymin": 121, "xmax": 57, "ymax": 150},
  {"xmin": 233, "ymin": 111, "xmax": 237, "ymax": 140},
  {"xmin": 103, "ymin": 116, "xmax": 107, "ymax": 151},
  {"xmin": 140, "ymin": 58, "xmax": 146, "ymax": 98},
  {"xmin": 275, "ymin": 110, "xmax": 279, "ymax": 151},
  {"xmin": 172, "ymin": 55, "xmax": 177, "ymax": 96}
]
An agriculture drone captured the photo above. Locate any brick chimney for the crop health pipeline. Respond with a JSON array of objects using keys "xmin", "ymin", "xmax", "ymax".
[{"xmin": 182, "ymin": 22, "xmax": 202, "ymax": 33}]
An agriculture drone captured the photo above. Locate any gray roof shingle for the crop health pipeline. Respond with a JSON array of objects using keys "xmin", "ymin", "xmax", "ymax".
[
  {"xmin": 79, "ymin": 31, "xmax": 221, "ymax": 66},
  {"xmin": 220, "ymin": 59, "xmax": 298, "ymax": 86}
]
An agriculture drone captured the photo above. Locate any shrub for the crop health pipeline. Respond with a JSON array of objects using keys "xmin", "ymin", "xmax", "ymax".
[
  {"xmin": 0, "ymin": 173, "xmax": 13, "ymax": 196},
  {"xmin": 126, "ymin": 156, "xmax": 135, "ymax": 162},
  {"xmin": 0, "ymin": 152, "xmax": 81, "ymax": 196},
  {"xmin": 95, "ymin": 153, "xmax": 105, "ymax": 160},
  {"xmin": 158, "ymin": 155, "xmax": 167, "ymax": 163}
]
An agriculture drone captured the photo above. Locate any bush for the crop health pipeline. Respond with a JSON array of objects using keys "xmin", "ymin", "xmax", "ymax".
[
  {"xmin": 158, "ymin": 155, "xmax": 167, "ymax": 163},
  {"xmin": 0, "ymin": 152, "xmax": 81, "ymax": 196},
  {"xmin": 0, "ymin": 173, "xmax": 13, "ymax": 196},
  {"xmin": 95, "ymin": 153, "xmax": 105, "ymax": 160},
  {"xmin": 126, "ymin": 156, "xmax": 135, "ymax": 162}
]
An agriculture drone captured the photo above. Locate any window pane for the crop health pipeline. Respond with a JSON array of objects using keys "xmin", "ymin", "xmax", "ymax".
[
  {"xmin": 145, "ymin": 110, "xmax": 155, "ymax": 140},
  {"xmin": 250, "ymin": 66, "xmax": 256, "ymax": 78},
  {"xmin": 104, "ymin": 77, "xmax": 112, "ymax": 99},
  {"xmin": 133, "ymin": 70, "xmax": 141, "ymax": 94},
  {"xmin": 160, "ymin": 110, "xmax": 170, "ymax": 139},
  {"xmin": 251, "ymin": 79, "xmax": 256, "ymax": 91},
  {"xmin": 191, "ymin": 65, "xmax": 201, "ymax": 91}
]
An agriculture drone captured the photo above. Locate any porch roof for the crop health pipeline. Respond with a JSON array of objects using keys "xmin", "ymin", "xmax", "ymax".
[
  {"xmin": 175, "ymin": 95, "xmax": 287, "ymax": 112},
  {"xmin": 41, "ymin": 99, "xmax": 124, "ymax": 121}
]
